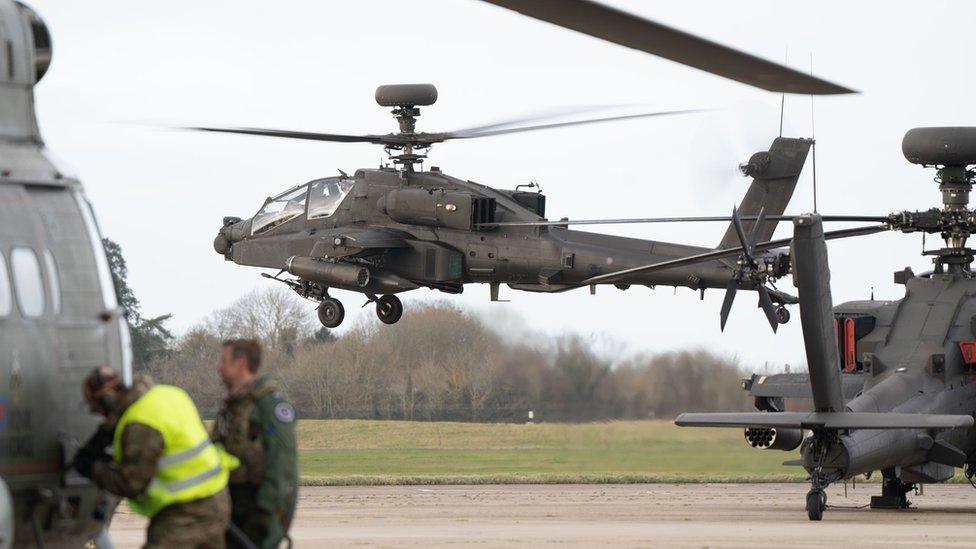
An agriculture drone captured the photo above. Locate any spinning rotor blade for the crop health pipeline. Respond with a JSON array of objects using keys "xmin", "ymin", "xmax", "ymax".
[
  {"xmin": 448, "ymin": 104, "xmax": 638, "ymax": 135},
  {"xmin": 580, "ymin": 224, "xmax": 889, "ymax": 286},
  {"xmin": 184, "ymin": 108, "xmax": 705, "ymax": 147},
  {"xmin": 448, "ymin": 108, "xmax": 707, "ymax": 139},
  {"xmin": 480, "ymin": 0, "xmax": 856, "ymax": 94},
  {"xmin": 478, "ymin": 214, "xmax": 887, "ymax": 228},
  {"xmin": 185, "ymin": 126, "xmax": 385, "ymax": 144}
]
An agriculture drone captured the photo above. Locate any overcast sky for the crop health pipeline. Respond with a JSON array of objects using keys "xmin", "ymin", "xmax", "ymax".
[{"xmin": 26, "ymin": 0, "xmax": 976, "ymax": 368}]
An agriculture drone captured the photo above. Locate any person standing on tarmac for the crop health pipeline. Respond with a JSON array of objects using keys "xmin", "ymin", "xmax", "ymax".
[
  {"xmin": 212, "ymin": 339, "xmax": 298, "ymax": 549},
  {"xmin": 73, "ymin": 367, "xmax": 238, "ymax": 549}
]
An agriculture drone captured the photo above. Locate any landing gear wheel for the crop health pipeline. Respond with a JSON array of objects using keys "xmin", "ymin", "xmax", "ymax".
[
  {"xmin": 376, "ymin": 294, "xmax": 403, "ymax": 325},
  {"xmin": 776, "ymin": 307, "xmax": 790, "ymax": 324},
  {"xmin": 317, "ymin": 298, "xmax": 345, "ymax": 328},
  {"xmin": 806, "ymin": 490, "xmax": 825, "ymax": 521}
]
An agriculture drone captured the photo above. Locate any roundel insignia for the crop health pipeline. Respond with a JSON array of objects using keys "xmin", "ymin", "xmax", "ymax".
[{"xmin": 274, "ymin": 402, "xmax": 295, "ymax": 423}]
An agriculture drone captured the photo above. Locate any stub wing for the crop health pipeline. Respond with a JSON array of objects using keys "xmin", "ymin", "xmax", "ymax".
[
  {"xmin": 746, "ymin": 373, "xmax": 866, "ymax": 401},
  {"xmin": 675, "ymin": 412, "xmax": 974, "ymax": 430}
]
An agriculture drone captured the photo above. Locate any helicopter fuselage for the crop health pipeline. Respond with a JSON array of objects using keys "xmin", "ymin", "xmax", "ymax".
[
  {"xmin": 218, "ymin": 167, "xmax": 757, "ymax": 309},
  {"xmin": 801, "ymin": 275, "xmax": 976, "ymax": 485}
]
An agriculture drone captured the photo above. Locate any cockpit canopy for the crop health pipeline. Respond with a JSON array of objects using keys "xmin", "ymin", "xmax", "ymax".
[{"xmin": 251, "ymin": 177, "xmax": 354, "ymax": 235}]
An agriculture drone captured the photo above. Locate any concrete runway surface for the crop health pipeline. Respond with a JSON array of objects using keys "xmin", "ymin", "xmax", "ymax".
[{"xmin": 109, "ymin": 483, "xmax": 976, "ymax": 547}]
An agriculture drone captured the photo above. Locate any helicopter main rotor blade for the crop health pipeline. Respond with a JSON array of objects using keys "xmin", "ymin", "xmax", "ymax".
[
  {"xmin": 185, "ymin": 126, "xmax": 387, "ymax": 144},
  {"xmin": 448, "ymin": 104, "xmax": 639, "ymax": 135},
  {"xmin": 580, "ymin": 224, "xmax": 889, "ymax": 286},
  {"xmin": 185, "ymin": 107, "xmax": 707, "ymax": 147},
  {"xmin": 478, "ymin": 215, "xmax": 888, "ymax": 228},
  {"xmin": 481, "ymin": 0, "xmax": 856, "ymax": 95},
  {"xmin": 447, "ymin": 108, "xmax": 707, "ymax": 139}
]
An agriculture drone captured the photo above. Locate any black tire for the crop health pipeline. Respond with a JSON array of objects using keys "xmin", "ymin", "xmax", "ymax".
[
  {"xmin": 776, "ymin": 307, "xmax": 791, "ymax": 324},
  {"xmin": 317, "ymin": 298, "xmax": 345, "ymax": 328},
  {"xmin": 806, "ymin": 490, "xmax": 824, "ymax": 521},
  {"xmin": 376, "ymin": 294, "xmax": 403, "ymax": 325}
]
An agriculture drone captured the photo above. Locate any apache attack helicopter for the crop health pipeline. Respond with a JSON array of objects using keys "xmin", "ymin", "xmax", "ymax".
[
  {"xmin": 639, "ymin": 127, "xmax": 976, "ymax": 521},
  {"xmin": 202, "ymin": 0, "xmax": 854, "ymax": 329},
  {"xmin": 0, "ymin": 1, "xmax": 131, "ymax": 547}
]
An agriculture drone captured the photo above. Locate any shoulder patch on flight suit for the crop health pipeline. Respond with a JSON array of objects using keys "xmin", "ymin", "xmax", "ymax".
[{"xmin": 274, "ymin": 402, "xmax": 295, "ymax": 423}]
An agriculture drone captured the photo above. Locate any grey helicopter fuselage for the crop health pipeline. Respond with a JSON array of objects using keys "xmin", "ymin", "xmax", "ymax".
[
  {"xmin": 220, "ymin": 167, "xmax": 734, "ymax": 294},
  {"xmin": 0, "ymin": 1, "xmax": 130, "ymax": 547},
  {"xmin": 803, "ymin": 281, "xmax": 976, "ymax": 484},
  {"xmin": 676, "ymin": 130, "xmax": 976, "ymax": 518},
  {"xmin": 215, "ymin": 135, "xmax": 810, "ymax": 324}
]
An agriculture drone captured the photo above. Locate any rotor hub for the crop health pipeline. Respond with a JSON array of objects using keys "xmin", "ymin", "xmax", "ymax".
[
  {"xmin": 373, "ymin": 84, "xmax": 439, "ymax": 172},
  {"xmin": 889, "ymin": 129, "xmax": 976, "ymax": 274}
]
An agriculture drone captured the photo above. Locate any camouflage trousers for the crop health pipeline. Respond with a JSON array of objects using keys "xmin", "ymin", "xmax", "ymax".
[
  {"xmin": 144, "ymin": 488, "xmax": 230, "ymax": 549},
  {"xmin": 228, "ymin": 483, "xmax": 289, "ymax": 549}
]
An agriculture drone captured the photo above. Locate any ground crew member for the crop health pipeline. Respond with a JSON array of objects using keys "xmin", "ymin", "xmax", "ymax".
[
  {"xmin": 74, "ymin": 367, "xmax": 238, "ymax": 549},
  {"xmin": 212, "ymin": 339, "xmax": 298, "ymax": 549}
]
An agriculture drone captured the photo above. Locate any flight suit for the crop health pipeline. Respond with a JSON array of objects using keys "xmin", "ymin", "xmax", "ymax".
[
  {"xmin": 90, "ymin": 375, "xmax": 231, "ymax": 549},
  {"xmin": 212, "ymin": 376, "xmax": 298, "ymax": 549}
]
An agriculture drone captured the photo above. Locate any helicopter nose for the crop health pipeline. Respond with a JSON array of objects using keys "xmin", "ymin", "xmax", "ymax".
[
  {"xmin": 214, "ymin": 216, "xmax": 243, "ymax": 255},
  {"xmin": 213, "ymin": 232, "xmax": 231, "ymax": 255}
]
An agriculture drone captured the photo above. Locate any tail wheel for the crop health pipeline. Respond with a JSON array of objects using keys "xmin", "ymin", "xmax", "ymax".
[
  {"xmin": 806, "ymin": 490, "xmax": 825, "ymax": 521},
  {"xmin": 376, "ymin": 294, "xmax": 403, "ymax": 325},
  {"xmin": 317, "ymin": 298, "xmax": 345, "ymax": 328}
]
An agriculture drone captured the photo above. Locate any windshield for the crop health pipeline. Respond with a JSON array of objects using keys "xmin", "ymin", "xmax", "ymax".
[
  {"xmin": 308, "ymin": 178, "xmax": 354, "ymax": 220},
  {"xmin": 252, "ymin": 186, "xmax": 308, "ymax": 234}
]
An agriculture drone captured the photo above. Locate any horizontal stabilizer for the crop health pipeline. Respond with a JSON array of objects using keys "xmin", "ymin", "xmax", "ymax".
[{"xmin": 675, "ymin": 411, "xmax": 974, "ymax": 430}]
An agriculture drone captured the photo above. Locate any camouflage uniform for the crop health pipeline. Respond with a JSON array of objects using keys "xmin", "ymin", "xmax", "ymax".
[
  {"xmin": 212, "ymin": 376, "xmax": 297, "ymax": 549},
  {"xmin": 91, "ymin": 375, "xmax": 230, "ymax": 549}
]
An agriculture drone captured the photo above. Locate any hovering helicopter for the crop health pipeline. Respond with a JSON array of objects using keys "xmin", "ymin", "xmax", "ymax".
[
  {"xmin": 202, "ymin": 0, "xmax": 855, "ymax": 329},
  {"xmin": 664, "ymin": 127, "xmax": 976, "ymax": 520},
  {"xmin": 0, "ymin": 1, "xmax": 131, "ymax": 547}
]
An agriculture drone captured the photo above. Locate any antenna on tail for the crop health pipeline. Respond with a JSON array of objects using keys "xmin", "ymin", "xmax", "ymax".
[{"xmin": 810, "ymin": 53, "xmax": 818, "ymax": 213}]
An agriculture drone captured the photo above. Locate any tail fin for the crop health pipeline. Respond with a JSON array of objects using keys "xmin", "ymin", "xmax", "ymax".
[
  {"xmin": 791, "ymin": 213, "xmax": 845, "ymax": 413},
  {"xmin": 717, "ymin": 137, "xmax": 813, "ymax": 249}
]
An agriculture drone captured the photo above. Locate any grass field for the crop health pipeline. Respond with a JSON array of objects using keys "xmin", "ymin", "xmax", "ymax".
[{"xmin": 296, "ymin": 419, "xmax": 808, "ymax": 485}]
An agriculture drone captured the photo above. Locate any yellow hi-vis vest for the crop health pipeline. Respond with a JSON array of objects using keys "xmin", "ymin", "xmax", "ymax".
[{"xmin": 113, "ymin": 385, "xmax": 240, "ymax": 517}]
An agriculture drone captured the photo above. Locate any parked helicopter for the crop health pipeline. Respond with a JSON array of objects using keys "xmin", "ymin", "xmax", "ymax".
[
  {"xmin": 0, "ymin": 1, "xmax": 131, "ymax": 547},
  {"xmin": 200, "ymin": 0, "xmax": 855, "ymax": 329},
  {"xmin": 652, "ymin": 127, "xmax": 976, "ymax": 520}
]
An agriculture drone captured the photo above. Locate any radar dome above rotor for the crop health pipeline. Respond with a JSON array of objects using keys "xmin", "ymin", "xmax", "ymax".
[
  {"xmin": 375, "ymin": 84, "xmax": 438, "ymax": 107},
  {"xmin": 902, "ymin": 127, "xmax": 976, "ymax": 167}
]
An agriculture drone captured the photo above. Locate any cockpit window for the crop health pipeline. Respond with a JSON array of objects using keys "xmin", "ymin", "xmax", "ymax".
[
  {"xmin": 308, "ymin": 178, "xmax": 354, "ymax": 220},
  {"xmin": 11, "ymin": 247, "xmax": 44, "ymax": 317},
  {"xmin": 252, "ymin": 186, "xmax": 308, "ymax": 234}
]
